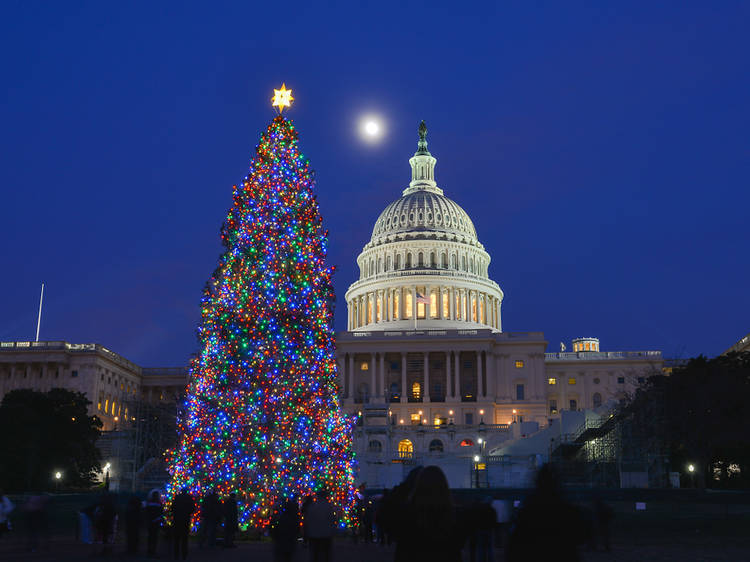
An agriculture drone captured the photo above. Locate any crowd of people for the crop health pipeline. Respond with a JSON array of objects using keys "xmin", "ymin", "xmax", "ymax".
[
  {"xmin": 72, "ymin": 487, "xmax": 237, "ymax": 558},
  {"xmin": 1, "ymin": 464, "xmax": 612, "ymax": 561}
]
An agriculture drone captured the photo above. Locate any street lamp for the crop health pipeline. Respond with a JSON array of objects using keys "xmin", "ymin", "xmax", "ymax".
[
  {"xmin": 688, "ymin": 464, "xmax": 696, "ymax": 488},
  {"xmin": 53, "ymin": 470, "xmax": 62, "ymax": 492}
]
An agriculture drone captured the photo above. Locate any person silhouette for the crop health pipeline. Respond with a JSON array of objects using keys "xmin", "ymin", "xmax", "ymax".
[{"xmin": 506, "ymin": 464, "xmax": 586, "ymax": 562}]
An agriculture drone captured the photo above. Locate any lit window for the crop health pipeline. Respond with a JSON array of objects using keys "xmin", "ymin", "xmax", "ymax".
[
  {"xmin": 430, "ymin": 290, "xmax": 438, "ymax": 318},
  {"xmin": 549, "ymin": 400, "xmax": 558, "ymax": 414},
  {"xmin": 393, "ymin": 292, "xmax": 400, "ymax": 320},
  {"xmin": 515, "ymin": 360, "xmax": 524, "ymax": 369},
  {"xmin": 568, "ymin": 377, "xmax": 576, "ymax": 385},
  {"xmin": 411, "ymin": 381, "xmax": 421, "ymax": 400},
  {"xmin": 585, "ymin": 342, "xmax": 590, "ymax": 351},
  {"xmin": 548, "ymin": 377, "xmax": 557, "ymax": 385},
  {"xmin": 442, "ymin": 292, "xmax": 449, "ymax": 318},
  {"xmin": 460, "ymin": 439, "xmax": 474, "ymax": 447},
  {"xmin": 405, "ymin": 292, "xmax": 413, "ymax": 319},
  {"xmin": 360, "ymin": 362, "xmax": 369, "ymax": 371},
  {"xmin": 410, "ymin": 413, "xmax": 421, "ymax": 424},
  {"xmin": 397, "ymin": 439, "xmax": 413, "ymax": 457}
]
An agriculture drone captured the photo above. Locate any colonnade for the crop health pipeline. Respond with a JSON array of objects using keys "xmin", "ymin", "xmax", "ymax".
[
  {"xmin": 348, "ymin": 285, "xmax": 501, "ymax": 331},
  {"xmin": 338, "ymin": 350, "xmax": 488, "ymax": 404}
]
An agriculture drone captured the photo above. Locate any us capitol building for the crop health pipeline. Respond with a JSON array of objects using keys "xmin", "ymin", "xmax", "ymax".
[
  {"xmin": 334, "ymin": 122, "xmax": 662, "ymax": 487},
  {"xmin": 0, "ymin": 122, "xmax": 663, "ymax": 489}
]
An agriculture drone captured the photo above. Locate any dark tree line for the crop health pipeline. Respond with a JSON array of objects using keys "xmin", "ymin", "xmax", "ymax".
[
  {"xmin": 622, "ymin": 352, "xmax": 750, "ymax": 488},
  {"xmin": 0, "ymin": 388, "xmax": 102, "ymax": 491}
]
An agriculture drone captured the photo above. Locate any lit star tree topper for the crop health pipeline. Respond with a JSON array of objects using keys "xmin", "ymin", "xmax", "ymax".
[
  {"xmin": 271, "ymin": 83, "xmax": 294, "ymax": 114},
  {"xmin": 167, "ymin": 87, "xmax": 357, "ymax": 530}
]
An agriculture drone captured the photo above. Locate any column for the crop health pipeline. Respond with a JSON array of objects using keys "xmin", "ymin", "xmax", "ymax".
[
  {"xmin": 425, "ymin": 284, "xmax": 431, "ymax": 319},
  {"xmin": 411, "ymin": 285, "xmax": 417, "ymax": 321},
  {"xmin": 485, "ymin": 350, "xmax": 495, "ymax": 398},
  {"xmin": 337, "ymin": 357, "xmax": 345, "ymax": 397},
  {"xmin": 348, "ymin": 354, "xmax": 355, "ymax": 399},
  {"xmin": 445, "ymin": 351, "xmax": 453, "ymax": 399},
  {"xmin": 379, "ymin": 353, "xmax": 385, "ymax": 400},
  {"xmin": 384, "ymin": 290, "xmax": 390, "ymax": 322},
  {"xmin": 423, "ymin": 352, "xmax": 430, "ymax": 403},
  {"xmin": 454, "ymin": 352, "xmax": 461, "ymax": 398},
  {"xmin": 449, "ymin": 287, "xmax": 455, "ymax": 320},
  {"xmin": 400, "ymin": 353, "xmax": 407, "ymax": 403},
  {"xmin": 477, "ymin": 351, "xmax": 484, "ymax": 398},
  {"xmin": 369, "ymin": 353, "xmax": 376, "ymax": 401}
]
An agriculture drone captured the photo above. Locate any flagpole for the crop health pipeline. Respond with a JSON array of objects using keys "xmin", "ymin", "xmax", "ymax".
[{"xmin": 35, "ymin": 283, "xmax": 44, "ymax": 342}]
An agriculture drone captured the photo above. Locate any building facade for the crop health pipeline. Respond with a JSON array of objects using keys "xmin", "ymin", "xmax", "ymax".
[
  {"xmin": 335, "ymin": 123, "xmax": 662, "ymax": 488},
  {"xmin": 0, "ymin": 341, "xmax": 185, "ymax": 431}
]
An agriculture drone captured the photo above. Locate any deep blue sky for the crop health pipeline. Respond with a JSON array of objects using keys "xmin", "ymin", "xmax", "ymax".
[{"xmin": 1, "ymin": 2, "xmax": 748, "ymax": 366}]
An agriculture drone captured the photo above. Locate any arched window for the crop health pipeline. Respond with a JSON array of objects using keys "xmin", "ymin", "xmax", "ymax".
[
  {"xmin": 369, "ymin": 259, "xmax": 374, "ymax": 275},
  {"xmin": 398, "ymin": 439, "xmax": 413, "ymax": 457},
  {"xmin": 451, "ymin": 254, "xmax": 457, "ymax": 269},
  {"xmin": 442, "ymin": 253, "xmax": 448, "ymax": 268},
  {"xmin": 406, "ymin": 253, "xmax": 412, "ymax": 268},
  {"xmin": 429, "ymin": 439, "xmax": 444, "ymax": 453},
  {"xmin": 430, "ymin": 252, "xmax": 436, "ymax": 267},
  {"xmin": 368, "ymin": 440, "xmax": 382, "ymax": 453},
  {"xmin": 459, "ymin": 439, "xmax": 474, "ymax": 447},
  {"xmin": 395, "ymin": 254, "xmax": 402, "ymax": 269},
  {"xmin": 592, "ymin": 392, "xmax": 602, "ymax": 408},
  {"xmin": 377, "ymin": 258, "xmax": 382, "ymax": 273},
  {"xmin": 418, "ymin": 252, "xmax": 424, "ymax": 266},
  {"xmin": 386, "ymin": 256, "xmax": 392, "ymax": 271},
  {"xmin": 462, "ymin": 256, "xmax": 467, "ymax": 271}
]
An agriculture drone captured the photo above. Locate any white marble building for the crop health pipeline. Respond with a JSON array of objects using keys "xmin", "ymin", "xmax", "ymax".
[{"xmin": 335, "ymin": 122, "xmax": 662, "ymax": 488}]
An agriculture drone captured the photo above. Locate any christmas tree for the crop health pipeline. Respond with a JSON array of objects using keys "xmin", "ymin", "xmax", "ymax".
[{"xmin": 167, "ymin": 86, "xmax": 357, "ymax": 530}]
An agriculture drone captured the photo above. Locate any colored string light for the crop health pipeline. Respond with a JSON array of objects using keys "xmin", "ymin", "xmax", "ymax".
[{"xmin": 166, "ymin": 115, "xmax": 357, "ymax": 530}]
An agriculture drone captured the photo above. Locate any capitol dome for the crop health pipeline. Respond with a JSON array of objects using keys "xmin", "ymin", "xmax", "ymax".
[
  {"xmin": 369, "ymin": 190, "xmax": 478, "ymax": 246},
  {"xmin": 345, "ymin": 122, "xmax": 504, "ymax": 332}
]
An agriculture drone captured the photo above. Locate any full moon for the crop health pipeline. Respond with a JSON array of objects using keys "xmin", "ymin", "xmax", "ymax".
[
  {"xmin": 358, "ymin": 115, "xmax": 385, "ymax": 143},
  {"xmin": 365, "ymin": 121, "xmax": 379, "ymax": 136}
]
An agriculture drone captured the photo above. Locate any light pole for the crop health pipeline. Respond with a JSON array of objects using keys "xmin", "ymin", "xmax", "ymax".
[
  {"xmin": 54, "ymin": 470, "xmax": 62, "ymax": 492},
  {"xmin": 687, "ymin": 464, "xmax": 696, "ymax": 488}
]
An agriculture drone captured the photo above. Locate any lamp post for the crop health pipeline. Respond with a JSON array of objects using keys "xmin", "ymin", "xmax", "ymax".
[
  {"xmin": 53, "ymin": 470, "xmax": 62, "ymax": 492},
  {"xmin": 687, "ymin": 464, "xmax": 696, "ymax": 488}
]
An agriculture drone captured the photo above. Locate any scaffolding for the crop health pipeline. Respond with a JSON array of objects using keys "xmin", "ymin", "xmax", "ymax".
[{"xmin": 99, "ymin": 397, "xmax": 179, "ymax": 491}]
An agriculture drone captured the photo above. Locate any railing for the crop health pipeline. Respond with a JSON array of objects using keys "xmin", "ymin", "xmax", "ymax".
[
  {"xmin": 0, "ymin": 340, "xmax": 142, "ymax": 372},
  {"xmin": 341, "ymin": 329, "xmax": 544, "ymax": 340},
  {"xmin": 348, "ymin": 268, "xmax": 502, "ymax": 287},
  {"xmin": 388, "ymin": 423, "xmax": 510, "ymax": 432},
  {"xmin": 545, "ymin": 351, "xmax": 662, "ymax": 361}
]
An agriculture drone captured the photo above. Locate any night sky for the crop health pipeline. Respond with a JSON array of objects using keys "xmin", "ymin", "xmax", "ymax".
[{"xmin": 1, "ymin": 2, "xmax": 748, "ymax": 366}]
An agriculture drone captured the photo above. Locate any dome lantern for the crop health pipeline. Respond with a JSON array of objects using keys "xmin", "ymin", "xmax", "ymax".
[{"xmin": 405, "ymin": 121, "xmax": 442, "ymax": 196}]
